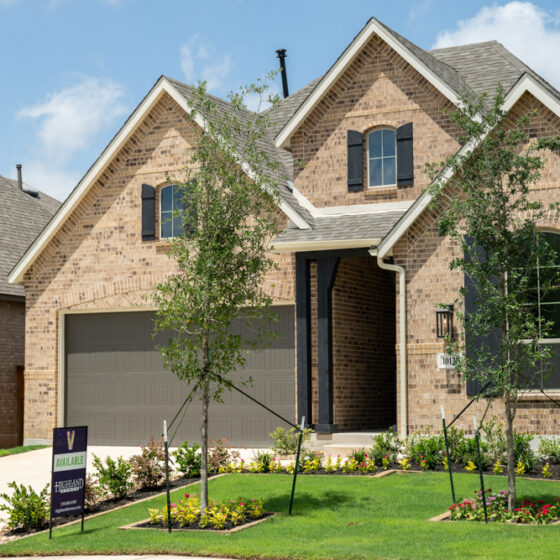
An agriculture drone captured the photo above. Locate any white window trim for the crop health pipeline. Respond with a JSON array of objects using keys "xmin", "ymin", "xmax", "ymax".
[
  {"xmin": 366, "ymin": 128, "xmax": 397, "ymax": 189},
  {"xmin": 160, "ymin": 184, "xmax": 183, "ymax": 240}
]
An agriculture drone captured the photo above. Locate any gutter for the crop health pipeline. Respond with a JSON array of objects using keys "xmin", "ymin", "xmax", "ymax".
[{"xmin": 369, "ymin": 247, "xmax": 407, "ymax": 439}]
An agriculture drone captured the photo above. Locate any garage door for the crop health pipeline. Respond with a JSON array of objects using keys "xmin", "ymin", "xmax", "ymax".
[{"xmin": 65, "ymin": 307, "xmax": 295, "ymax": 446}]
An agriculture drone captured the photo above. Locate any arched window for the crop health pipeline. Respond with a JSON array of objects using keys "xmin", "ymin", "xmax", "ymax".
[
  {"xmin": 367, "ymin": 128, "xmax": 396, "ymax": 187},
  {"xmin": 160, "ymin": 185, "xmax": 184, "ymax": 239}
]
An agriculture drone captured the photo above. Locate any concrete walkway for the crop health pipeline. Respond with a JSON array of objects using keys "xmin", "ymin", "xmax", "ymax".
[{"xmin": 13, "ymin": 557, "xmax": 234, "ymax": 560}]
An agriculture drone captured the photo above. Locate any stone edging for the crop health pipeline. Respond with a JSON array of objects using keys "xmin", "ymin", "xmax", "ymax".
[
  {"xmin": 119, "ymin": 512, "xmax": 278, "ymax": 534},
  {"xmin": 1, "ymin": 474, "xmax": 227, "ymax": 542}
]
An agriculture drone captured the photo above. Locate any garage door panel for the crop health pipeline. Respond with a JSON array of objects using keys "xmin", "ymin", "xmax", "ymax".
[{"xmin": 66, "ymin": 308, "xmax": 294, "ymax": 446}]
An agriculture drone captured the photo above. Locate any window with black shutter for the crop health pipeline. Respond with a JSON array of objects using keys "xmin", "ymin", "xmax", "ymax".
[{"xmin": 141, "ymin": 184, "xmax": 155, "ymax": 241}]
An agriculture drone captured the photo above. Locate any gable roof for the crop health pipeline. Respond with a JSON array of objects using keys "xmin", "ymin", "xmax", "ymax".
[
  {"xmin": 0, "ymin": 175, "xmax": 60, "ymax": 297},
  {"xmin": 274, "ymin": 17, "xmax": 470, "ymax": 149},
  {"xmin": 9, "ymin": 76, "xmax": 314, "ymax": 285}
]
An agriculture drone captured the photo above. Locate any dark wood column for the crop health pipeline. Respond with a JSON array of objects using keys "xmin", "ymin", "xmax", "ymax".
[
  {"xmin": 296, "ymin": 255, "xmax": 311, "ymax": 424},
  {"xmin": 315, "ymin": 256, "xmax": 339, "ymax": 433}
]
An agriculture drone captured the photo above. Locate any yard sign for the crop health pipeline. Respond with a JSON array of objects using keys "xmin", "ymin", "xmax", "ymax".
[{"xmin": 49, "ymin": 426, "xmax": 88, "ymax": 538}]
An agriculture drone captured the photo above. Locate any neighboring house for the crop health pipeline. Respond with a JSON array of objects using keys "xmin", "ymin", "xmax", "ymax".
[
  {"xmin": 0, "ymin": 171, "xmax": 59, "ymax": 448},
  {"xmin": 9, "ymin": 18, "xmax": 560, "ymax": 446}
]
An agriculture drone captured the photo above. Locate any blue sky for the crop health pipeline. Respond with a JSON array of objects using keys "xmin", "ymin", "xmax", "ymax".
[{"xmin": 2, "ymin": 0, "xmax": 560, "ymax": 200}]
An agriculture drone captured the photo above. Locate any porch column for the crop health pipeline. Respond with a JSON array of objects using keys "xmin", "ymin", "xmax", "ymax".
[
  {"xmin": 296, "ymin": 255, "xmax": 312, "ymax": 424},
  {"xmin": 315, "ymin": 256, "xmax": 339, "ymax": 433}
]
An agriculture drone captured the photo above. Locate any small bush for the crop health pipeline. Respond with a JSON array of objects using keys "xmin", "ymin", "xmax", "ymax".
[
  {"xmin": 406, "ymin": 432, "xmax": 445, "ymax": 469},
  {"xmin": 84, "ymin": 474, "xmax": 105, "ymax": 510},
  {"xmin": 252, "ymin": 450, "xmax": 273, "ymax": 473},
  {"xmin": 538, "ymin": 437, "xmax": 560, "ymax": 464},
  {"xmin": 481, "ymin": 417, "xmax": 507, "ymax": 463},
  {"xmin": 92, "ymin": 454, "xmax": 133, "ymax": 499},
  {"xmin": 370, "ymin": 428, "xmax": 400, "ymax": 465},
  {"xmin": 173, "ymin": 440, "xmax": 201, "ymax": 477},
  {"xmin": 514, "ymin": 432, "xmax": 535, "ymax": 472},
  {"xmin": 454, "ymin": 436, "xmax": 490, "ymax": 470},
  {"xmin": 0, "ymin": 482, "xmax": 50, "ymax": 532},
  {"xmin": 350, "ymin": 448, "xmax": 368, "ymax": 464},
  {"xmin": 208, "ymin": 439, "xmax": 240, "ymax": 473},
  {"xmin": 130, "ymin": 436, "xmax": 165, "ymax": 489},
  {"xmin": 270, "ymin": 426, "xmax": 313, "ymax": 456}
]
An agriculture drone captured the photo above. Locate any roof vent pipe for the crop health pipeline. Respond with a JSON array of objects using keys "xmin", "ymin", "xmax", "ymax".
[
  {"xmin": 16, "ymin": 164, "xmax": 23, "ymax": 190},
  {"xmin": 276, "ymin": 49, "xmax": 289, "ymax": 98}
]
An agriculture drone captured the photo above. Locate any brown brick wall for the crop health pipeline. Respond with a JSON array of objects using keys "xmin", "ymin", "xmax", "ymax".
[
  {"xmin": 0, "ymin": 300, "xmax": 24, "ymax": 448},
  {"xmin": 22, "ymin": 92, "xmax": 295, "ymax": 441},
  {"xmin": 332, "ymin": 256, "xmax": 396, "ymax": 430},
  {"xmin": 290, "ymin": 34, "xmax": 460, "ymax": 207}
]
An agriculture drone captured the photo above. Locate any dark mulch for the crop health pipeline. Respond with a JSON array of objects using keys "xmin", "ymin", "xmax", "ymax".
[
  {"xmin": 1, "ymin": 475, "xmax": 199, "ymax": 537},
  {"xmin": 134, "ymin": 512, "xmax": 273, "ymax": 532}
]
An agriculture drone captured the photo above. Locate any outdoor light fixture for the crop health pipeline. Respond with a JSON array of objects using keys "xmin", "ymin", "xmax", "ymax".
[{"xmin": 436, "ymin": 305, "xmax": 454, "ymax": 339}]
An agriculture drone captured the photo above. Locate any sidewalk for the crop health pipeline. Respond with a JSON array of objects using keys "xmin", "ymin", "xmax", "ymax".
[{"xmin": 13, "ymin": 557, "xmax": 236, "ymax": 560}]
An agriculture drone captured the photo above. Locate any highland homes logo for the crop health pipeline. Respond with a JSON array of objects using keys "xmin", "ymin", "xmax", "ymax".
[{"xmin": 67, "ymin": 430, "xmax": 75, "ymax": 451}]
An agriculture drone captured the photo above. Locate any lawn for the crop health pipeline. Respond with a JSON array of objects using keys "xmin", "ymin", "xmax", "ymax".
[
  {"xmin": 0, "ymin": 445, "xmax": 49, "ymax": 458},
  {"xmin": 1, "ymin": 472, "xmax": 559, "ymax": 559}
]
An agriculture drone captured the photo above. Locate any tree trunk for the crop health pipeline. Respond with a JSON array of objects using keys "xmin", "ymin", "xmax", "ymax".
[
  {"xmin": 200, "ymin": 340, "xmax": 211, "ymax": 511},
  {"xmin": 504, "ymin": 392, "xmax": 516, "ymax": 511}
]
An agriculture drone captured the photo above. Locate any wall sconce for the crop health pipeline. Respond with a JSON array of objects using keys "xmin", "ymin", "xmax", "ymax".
[{"xmin": 436, "ymin": 305, "xmax": 454, "ymax": 339}]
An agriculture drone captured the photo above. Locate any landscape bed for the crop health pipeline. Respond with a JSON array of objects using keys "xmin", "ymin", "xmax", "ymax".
[{"xmin": 1, "ymin": 472, "xmax": 560, "ymax": 560}]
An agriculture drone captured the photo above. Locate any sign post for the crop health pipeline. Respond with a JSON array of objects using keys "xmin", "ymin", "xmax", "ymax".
[{"xmin": 49, "ymin": 426, "xmax": 88, "ymax": 539}]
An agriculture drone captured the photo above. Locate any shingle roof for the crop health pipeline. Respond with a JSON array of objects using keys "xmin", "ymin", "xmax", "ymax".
[
  {"xmin": 272, "ymin": 210, "xmax": 406, "ymax": 247},
  {"xmin": 0, "ymin": 176, "xmax": 60, "ymax": 297},
  {"xmin": 166, "ymin": 77, "xmax": 315, "ymax": 226}
]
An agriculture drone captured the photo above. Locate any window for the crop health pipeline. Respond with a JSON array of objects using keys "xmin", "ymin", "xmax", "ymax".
[
  {"xmin": 367, "ymin": 129, "xmax": 396, "ymax": 187},
  {"xmin": 526, "ymin": 232, "xmax": 560, "ymax": 389},
  {"xmin": 160, "ymin": 185, "xmax": 184, "ymax": 239}
]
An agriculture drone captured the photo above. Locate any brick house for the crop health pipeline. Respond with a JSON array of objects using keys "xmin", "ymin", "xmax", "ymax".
[
  {"xmin": 0, "ymin": 171, "xmax": 59, "ymax": 448},
  {"xmin": 9, "ymin": 18, "xmax": 560, "ymax": 446}
]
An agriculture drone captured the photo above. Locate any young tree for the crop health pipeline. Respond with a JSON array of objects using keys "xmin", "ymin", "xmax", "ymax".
[
  {"xmin": 152, "ymin": 79, "xmax": 281, "ymax": 509},
  {"xmin": 428, "ymin": 87, "xmax": 560, "ymax": 510}
]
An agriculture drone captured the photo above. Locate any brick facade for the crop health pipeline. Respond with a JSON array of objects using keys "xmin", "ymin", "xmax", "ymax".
[
  {"xmin": 0, "ymin": 300, "xmax": 24, "ymax": 447},
  {"xmin": 21, "ymin": 92, "xmax": 295, "ymax": 441}
]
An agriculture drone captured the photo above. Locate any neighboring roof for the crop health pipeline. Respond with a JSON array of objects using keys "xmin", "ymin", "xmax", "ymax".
[
  {"xmin": 272, "ymin": 209, "xmax": 406, "ymax": 252},
  {"xmin": 0, "ymin": 175, "xmax": 60, "ymax": 297}
]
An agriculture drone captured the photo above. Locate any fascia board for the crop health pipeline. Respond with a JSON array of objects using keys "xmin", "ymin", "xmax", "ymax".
[
  {"xmin": 275, "ymin": 19, "xmax": 461, "ymax": 149},
  {"xmin": 270, "ymin": 238, "xmax": 381, "ymax": 252}
]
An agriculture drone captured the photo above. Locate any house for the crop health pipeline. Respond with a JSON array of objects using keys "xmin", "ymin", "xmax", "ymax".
[
  {"xmin": 0, "ymin": 169, "xmax": 59, "ymax": 448},
  {"xmin": 9, "ymin": 18, "xmax": 560, "ymax": 447}
]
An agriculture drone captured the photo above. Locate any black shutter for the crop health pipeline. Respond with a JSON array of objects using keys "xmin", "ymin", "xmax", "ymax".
[
  {"xmin": 396, "ymin": 122, "xmax": 413, "ymax": 187},
  {"xmin": 347, "ymin": 130, "xmax": 363, "ymax": 192},
  {"xmin": 464, "ymin": 237, "xmax": 501, "ymax": 396},
  {"xmin": 141, "ymin": 184, "xmax": 155, "ymax": 241}
]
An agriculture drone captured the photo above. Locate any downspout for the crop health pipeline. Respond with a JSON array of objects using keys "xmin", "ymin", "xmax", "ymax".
[{"xmin": 369, "ymin": 247, "xmax": 407, "ymax": 439}]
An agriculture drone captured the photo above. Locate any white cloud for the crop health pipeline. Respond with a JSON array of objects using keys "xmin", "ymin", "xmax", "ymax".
[
  {"xmin": 180, "ymin": 35, "xmax": 232, "ymax": 92},
  {"xmin": 17, "ymin": 76, "xmax": 128, "ymax": 200},
  {"xmin": 433, "ymin": 2, "xmax": 560, "ymax": 89}
]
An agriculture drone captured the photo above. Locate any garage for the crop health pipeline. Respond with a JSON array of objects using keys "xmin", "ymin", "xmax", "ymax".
[{"xmin": 65, "ymin": 307, "xmax": 295, "ymax": 446}]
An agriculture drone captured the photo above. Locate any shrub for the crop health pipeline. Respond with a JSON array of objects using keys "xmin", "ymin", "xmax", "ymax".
[
  {"xmin": 84, "ymin": 475, "xmax": 105, "ymax": 510},
  {"xmin": 350, "ymin": 448, "xmax": 367, "ymax": 464},
  {"xmin": 130, "ymin": 436, "xmax": 165, "ymax": 489},
  {"xmin": 270, "ymin": 426, "xmax": 313, "ymax": 456},
  {"xmin": 252, "ymin": 450, "xmax": 273, "ymax": 473},
  {"xmin": 538, "ymin": 437, "xmax": 560, "ymax": 464},
  {"xmin": 370, "ymin": 428, "xmax": 400, "ymax": 465},
  {"xmin": 514, "ymin": 432, "xmax": 536, "ymax": 472},
  {"xmin": 481, "ymin": 417, "xmax": 507, "ymax": 463},
  {"xmin": 404, "ymin": 430, "xmax": 445, "ymax": 469},
  {"xmin": 208, "ymin": 439, "xmax": 240, "ymax": 473},
  {"xmin": 454, "ymin": 436, "xmax": 490, "ymax": 470},
  {"xmin": 92, "ymin": 454, "xmax": 133, "ymax": 499},
  {"xmin": 0, "ymin": 482, "xmax": 50, "ymax": 532},
  {"xmin": 173, "ymin": 440, "xmax": 201, "ymax": 477}
]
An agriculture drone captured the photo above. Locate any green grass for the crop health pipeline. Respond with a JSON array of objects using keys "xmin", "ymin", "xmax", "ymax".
[
  {"xmin": 1, "ymin": 472, "xmax": 559, "ymax": 559},
  {"xmin": 0, "ymin": 445, "xmax": 49, "ymax": 457}
]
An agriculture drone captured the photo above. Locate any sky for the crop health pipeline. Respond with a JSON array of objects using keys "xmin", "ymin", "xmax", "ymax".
[{"xmin": 2, "ymin": 0, "xmax": 560, "ymax": 201}]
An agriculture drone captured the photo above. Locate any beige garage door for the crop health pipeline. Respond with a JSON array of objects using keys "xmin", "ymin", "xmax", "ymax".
[{"xmin": 65, "ymin": 308, "xmax": 295, "ymax": 446}]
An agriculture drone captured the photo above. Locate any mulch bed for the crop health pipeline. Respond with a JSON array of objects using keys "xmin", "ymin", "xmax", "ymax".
[
  {"xmin": 126, "ymin": 512, "xmax": 275, "ymax": 533},
  {"xmin": 0, "ymin": 475, "xmax": 199, "ymax": 539}
]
